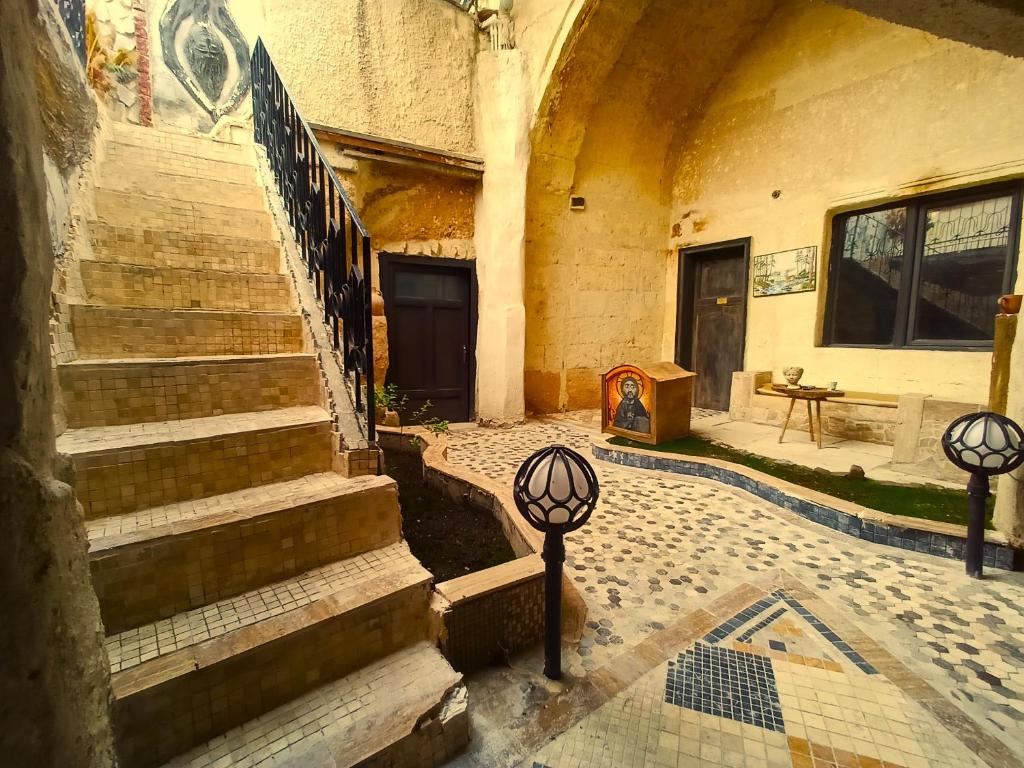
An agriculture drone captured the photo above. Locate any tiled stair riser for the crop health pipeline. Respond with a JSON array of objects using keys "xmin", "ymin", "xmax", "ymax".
[
  {"xmin": 89, "ymin": 223, "xmax": 281, "ymax": 273},
  {"xmin": 113, "ymin": 582, "xmax": 432, "ymax": 768},
  {"xmin": 80, "ymin": 261, "xmax": 292, "ymax": 312},
  {"xmin": 97, "ymin": 174, "xmax": 265, "ymax": 210},
  {"xmin": 101, "ymin": 144, "xmax": 258, "ymax": 184},
  {"xmin": 94, "ymin": 190, "xmax": 273, "ymax": 240},
  {"xmin": 595, "ymin": 445, "xmax": 1019, "ymax": 571},
  {"xmin": 70, "ymin": 422, "xmax": 333, "ymax": 518},
  {"xmin": 108, "ymin": 124, "xmax": 253, "ymax": 164},
  {"xmin": 70, "ymin": 305, "xmax": 305, "ymax": 359},
  {"xmin": 60, "ymin": 356, "xmax": 319, "ymax": 428},
  {"xmin": 92, "ymin": 482, "xmax": 402, "ymax": 634}
]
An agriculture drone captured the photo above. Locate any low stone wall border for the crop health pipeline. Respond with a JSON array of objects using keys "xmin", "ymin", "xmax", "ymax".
[{"xmin": 593, "ymin": 437, "xmax": 1019, "ymax": 571}]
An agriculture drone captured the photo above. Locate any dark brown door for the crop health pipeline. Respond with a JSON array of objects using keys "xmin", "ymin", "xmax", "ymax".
[
  {"xmin": 677, "ymin": 241, "xmax": 749, "ymax": 410},
  {"xmin": 380, "ymin": 256, "xmax": 475, "ymax": 423}
]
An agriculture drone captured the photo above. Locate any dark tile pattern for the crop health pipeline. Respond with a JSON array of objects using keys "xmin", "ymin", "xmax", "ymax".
[
  {"xmin": 737, "ymin": 607, "xmax": 788, "ymax": 643},
  {"xmin": 594, "ymin": 445, "xmax": 1019, "ymax": 570},
  {"xmin": 666, "ymin": 643, "xmax": 786, "ymax": 733},
  {"xmin": 703, "ymin": 596, "xmax": 780, "ymax": 644},
  {"xmin": 773, "ymin": 590, "xmax": 878, "ymax": 675}
]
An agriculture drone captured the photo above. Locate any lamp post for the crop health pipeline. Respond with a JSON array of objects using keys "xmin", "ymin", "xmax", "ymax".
[
  {"xmin": 941, "ymin": 412, "xmax": 1024, "ymax": 578},
  {"xmin": 513, "ymin": 445, "xmax": 600, "ymax": 680}
]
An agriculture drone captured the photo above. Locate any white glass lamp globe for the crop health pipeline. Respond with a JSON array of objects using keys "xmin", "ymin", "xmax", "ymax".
[
  {"xmin": 942, "ymin": 412, "xmax": 1024, "ymax": 476},
  {"xmin": 513, "ymin": 445, "xmax": 600, "ymax": 533}
]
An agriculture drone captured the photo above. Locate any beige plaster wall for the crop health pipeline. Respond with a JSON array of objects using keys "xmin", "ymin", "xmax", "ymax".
[
  {"xmin": 262, "ymin": 0, "xmax": 478, "ymax": 154},
  {"xmin": 665, "ymin": 0, "xmax": 1024, "ymax": 404}
]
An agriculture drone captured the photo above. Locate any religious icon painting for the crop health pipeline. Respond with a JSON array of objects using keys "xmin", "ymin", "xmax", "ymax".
[{"xmin": 605, "ymin": 364, "xmax": 653, "ymax": 436}]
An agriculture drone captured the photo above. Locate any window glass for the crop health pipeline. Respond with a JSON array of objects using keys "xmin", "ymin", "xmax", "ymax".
[
  {"xmin": 395, "ymin": 271, "xmax": 463, "ymax": 301},
  {"xmin": 912, "ymin": 195, "xmax": 1013, "ymax": 342},
  {"xmin": 830, "ymin": 207, "xmax": 907, "ymax": 345}
]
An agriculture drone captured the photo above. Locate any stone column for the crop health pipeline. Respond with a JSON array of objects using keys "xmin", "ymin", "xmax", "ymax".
[{"xmin": 473, "ymin": 49, "xmax": 529, "ymax": 425}]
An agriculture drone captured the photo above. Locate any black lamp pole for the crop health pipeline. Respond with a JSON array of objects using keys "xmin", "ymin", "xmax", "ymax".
[
  {"xmin": 965, "ymin": 472, "xmax": 990, "ymax": 579},
  {"xmin": 513, "ymin": 445, "xmax": 600, "ymax": 681},
  {"xmin": 941, "ymin": 411, "xmax": 1024, "ymax": 579},
  {"xmin": 542, "ymin": 531, "xmax": 566, "ymax": 680}
]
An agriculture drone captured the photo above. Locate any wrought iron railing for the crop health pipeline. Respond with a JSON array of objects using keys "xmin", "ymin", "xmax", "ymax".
[
  {"xmin": 250, "ymin": 38, "xmax": 376, "ymax": 443},
  {"xmin": 58, "ymin": 0, "xmax": 86, "ymax": 65}
]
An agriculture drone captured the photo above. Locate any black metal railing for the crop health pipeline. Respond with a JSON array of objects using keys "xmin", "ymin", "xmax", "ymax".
[
  {"xmin": 58, "ymin": 0, "xmax": 86, "ymax": 65},
  {"xmin": 250, "ymin": 38, "xmax": 376, "ymax": 444}
]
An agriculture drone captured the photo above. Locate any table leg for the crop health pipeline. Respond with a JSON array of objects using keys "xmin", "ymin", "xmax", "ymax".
[
  {"xmin": 778, "ymin": 398, "xmax": 796, "ymax": 443},
  {"xmin": 806, "ymin": 401, "xmax": 815, "ymax": 443},
  {"xmin": 816, "ymin": 400, "xmax": 823, "ymax": 449}
]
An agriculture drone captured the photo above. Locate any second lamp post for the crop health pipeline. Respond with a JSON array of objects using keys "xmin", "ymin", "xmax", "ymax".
[{"xmin": 513, "ymin": 445, "xmax": 600, "ymax": 680}]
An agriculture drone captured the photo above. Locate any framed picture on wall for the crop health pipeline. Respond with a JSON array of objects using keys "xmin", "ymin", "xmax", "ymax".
[{"xmin": 752, "ymin": 246, "xmax": 817, "ymax": 297}]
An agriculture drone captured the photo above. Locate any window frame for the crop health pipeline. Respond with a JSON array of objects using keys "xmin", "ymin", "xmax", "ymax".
[{"xmin": 823, "ymin": 182, "xmax": 1023, "ymax": 351}]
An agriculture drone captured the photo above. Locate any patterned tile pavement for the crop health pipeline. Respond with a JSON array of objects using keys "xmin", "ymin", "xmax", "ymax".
[{"xmin": 443, "ymin": 420, "xmax": 1024, "ymax": 766}]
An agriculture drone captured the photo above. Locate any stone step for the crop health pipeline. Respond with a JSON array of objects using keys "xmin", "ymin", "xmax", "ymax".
[
  {"xmin": 70, "ymin": 305, "xmax": 305, "ymax": 359},
  {"xmin": 101, "ymin": 141, "xmax": 259, "ymax": 185},
  {"xmin": 56, "ymin": 406, "xmax": 333, "ymax": 518},
  {"xmin": 96, "ymin": 172, "xmax": 266, "ymax": 211},
  {"xmin": 89, "ymin": 222, "xmax": 281, "ymax": 274},
  {"xmin": 89, "ymin": 472, "xmax": 402, "ymax": 634},
  {"xmin": 109, "ymin": 543, "xmax": 433, "ymax": 768},
  {"xmin": 162, "ymin": 642, "xmax": 468, "ymax": 768},
  {"xmin": 58, "ymin": 353, "xmax": 320, "ymax": 428},
  {"xmin": 109, "ymin": 122, "xmax": 254, "ymax": 165},
  {"xmin": 94, "ymin": 189, "xmax": 274, "ymax": 241},
  {"xmin": 80, "ymin": 260, "xmax": 292, "ymax": 312}
]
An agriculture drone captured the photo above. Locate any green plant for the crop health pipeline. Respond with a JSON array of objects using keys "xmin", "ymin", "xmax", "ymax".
[
  {"xmin": 407, "ymin": 401, "xmax": 450, "ymax": 447},
  {"xmin": 374, "ymin": 383, "xmax": 407, "ymax": 413}
]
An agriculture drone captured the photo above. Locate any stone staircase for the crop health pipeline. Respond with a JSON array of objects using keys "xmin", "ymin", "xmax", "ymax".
[{"xmin": 55, "ymin": 123, "xmax": 468, "ymax": 768}]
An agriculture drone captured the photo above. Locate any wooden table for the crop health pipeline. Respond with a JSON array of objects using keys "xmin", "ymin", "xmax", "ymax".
[{"xmin": 772, "ymin": 385, "xmax": 845, "ymax": 449}]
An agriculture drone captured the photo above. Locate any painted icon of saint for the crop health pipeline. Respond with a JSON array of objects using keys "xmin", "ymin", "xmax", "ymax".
[{"xmin": 612, "ymin": 374, "xmax": 650, "ymax": 434}]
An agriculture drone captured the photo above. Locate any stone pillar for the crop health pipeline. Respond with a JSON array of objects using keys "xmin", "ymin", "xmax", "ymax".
[
  {"xmin": 473, "ymin": 49, "xmax": 529, "ymax": 425},
  {"xmin": 995, "ymin": 313, "xmax": 1024, "ymax": 543},
  {"xmin": 0, "ymin": 1, "xmax": 115, "ymax": 765}
]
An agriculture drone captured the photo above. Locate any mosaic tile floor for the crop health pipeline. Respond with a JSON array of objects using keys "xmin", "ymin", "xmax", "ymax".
[{"xmin": 443, "ymin": 421, "xmax": 1024, "ymax": 767}]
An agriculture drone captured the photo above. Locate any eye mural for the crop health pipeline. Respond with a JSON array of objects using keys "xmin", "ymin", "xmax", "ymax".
[
  {"xmin": 606, "ymin": 365, "xmax": 653, "ymax": 436},
  {"xmin": 159, "ymin": 0, "xmax": 250, "ymax": 124}
]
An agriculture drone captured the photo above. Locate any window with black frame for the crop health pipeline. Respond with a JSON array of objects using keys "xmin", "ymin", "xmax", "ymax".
[{"xmin": 824, "ymin": 184, "xmax": 1022, "ymax": 349}]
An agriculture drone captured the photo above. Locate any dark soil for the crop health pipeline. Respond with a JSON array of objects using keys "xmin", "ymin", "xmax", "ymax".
[
  {"xmin": 386, "ymin": 449, "xmax": 516, "ymax": 582},
  {"xmin": 609, "ymin": 435, "xmax": 994, "ymax": 529}
]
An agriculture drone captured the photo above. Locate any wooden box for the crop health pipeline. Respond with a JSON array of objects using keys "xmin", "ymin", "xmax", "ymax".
[{"xmin": 601, "ymin": 362, "xmax": 697, "ymax": 445}]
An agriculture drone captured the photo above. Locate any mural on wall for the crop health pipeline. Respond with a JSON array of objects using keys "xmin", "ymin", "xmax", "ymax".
[
  {"xmin": 158, "ymin": 0, "xmax": 250, "ymax": 123},
  {"xmin": 606, "ymin": 365, "xmax": 652, "ymax": 435},
  {"xmin": 753, "ymin": 246, "xmax": 817, "ymax": 297}
]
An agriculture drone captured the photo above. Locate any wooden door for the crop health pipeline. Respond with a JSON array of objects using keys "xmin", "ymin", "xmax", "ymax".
[
  {"xmin": 677, "ymin": 241, "xmax": 749, "ymax": 411},
  {"xmin": 380, "ymin": 256, "xmax": 475, "ymax": 423}
]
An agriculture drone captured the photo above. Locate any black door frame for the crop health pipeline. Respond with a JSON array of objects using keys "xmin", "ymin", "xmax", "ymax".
[
  {"xmin": 674, "ymin": 237, "xmax": 751, "ymax": 374},
  {"xmin": 378, "ymin": 253, "xmax": 478, "ymax": 422}
]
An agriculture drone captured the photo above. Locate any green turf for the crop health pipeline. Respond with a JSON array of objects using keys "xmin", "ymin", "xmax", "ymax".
[{"xmin": 608, "ymin": 435, "xmax": 993, "ymax": 529}]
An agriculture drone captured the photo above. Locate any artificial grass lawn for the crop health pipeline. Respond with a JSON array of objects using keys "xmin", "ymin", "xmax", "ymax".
[{"xmin": 608, "ymin": 435, "xmax": 994, "ymax": 529}]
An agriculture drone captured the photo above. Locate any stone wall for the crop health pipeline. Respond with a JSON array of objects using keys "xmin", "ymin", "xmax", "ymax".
[
  {"xmin": 522, "ymin": 0, "xmax": 778, "ymax": 413},
  {"xmin": 0, "ymin": 1, "xmax": 115, "ymax": 764}
]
